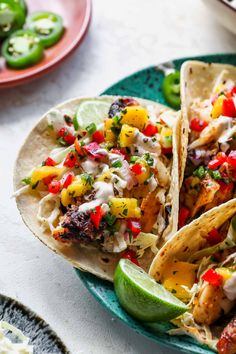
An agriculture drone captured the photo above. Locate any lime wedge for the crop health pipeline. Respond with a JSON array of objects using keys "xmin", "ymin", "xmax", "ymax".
[
  {"xmin": 76, "ymin": 99, "xmax": 111, "ymax": 129},
  {"xmin": 114, "ymin": 259, "xmax": 188, "ymax": 322}
]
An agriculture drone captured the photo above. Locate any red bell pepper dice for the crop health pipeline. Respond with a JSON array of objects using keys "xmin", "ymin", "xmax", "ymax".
[
  {"xmin": 121, "ymin": 250, "xmax": 140, "ymax": 266},
  {"xmin": 44, "ymin": 157, "xmax": 56, "ymax": 166},
  {"xmin": 190, "ymin": 118, "xmax": 208, "ymax": 132},
  {"xmin": 58, "ymin": 127, "xmax": 76, "ymax": 145},
  {"xmin": 207, "ymin": 228, "xmax": 222, "ymax": 246},
  {"xmin": 201, "ymin": 268, "xmax": 223, "ymax": 287},
  {"xmin": 62, "ymin": 173, "xmax": 74, "ymax": 189},
  {"xmin": 142, "ymin": 124, "xmax": 158, "ymax": 137},
  {"xmin": 63, "ymin": 152, "xmax": 78, "ymax": 168},
  {"xmin": 222, "ymin": 98, "xmax": 236, "ymax": 118},
  {"xmin": 127, "ymin": 219, "xmax": 141, "ymax": 238},
  {"xmin": 178, "ymin": 207, "xmax": 190, "ymax": 228},
  {"xmin": 131, "ymin": 163, "xmax": 143, "ymax": 175},
  {"xmin": 92, "ymin": 131, "xmax": 105, "ymax": 143},
  {"xmin": 90, "ymin": 206, "xmax": 103, "ymax": 229},
  {"xmin": 48, "ymin": 180, "xmax": 61, "ymax": 194}
]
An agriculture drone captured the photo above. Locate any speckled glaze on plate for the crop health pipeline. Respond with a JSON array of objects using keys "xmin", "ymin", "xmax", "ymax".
[
  {"xmin": 76, "ymin": 53, "xmax": 236, "ymax": 354},
  {"xmin": 0, "ymin": 293, "xmax": 69, "ymax": 353}
]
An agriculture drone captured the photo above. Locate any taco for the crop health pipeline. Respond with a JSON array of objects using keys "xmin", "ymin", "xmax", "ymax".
[
  {"xmin": 179, "ymin": 61, "xmax": 236, "ymax": 228},
  {"xmin": 149, "ymin": 199, "xmax": 236, "ymax": 352},
  {"xmin": 14, "ymin": 95, "xmax": 180, "ymax": 281}
]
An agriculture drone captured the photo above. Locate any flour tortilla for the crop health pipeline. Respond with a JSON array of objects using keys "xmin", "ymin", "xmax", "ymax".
[
  {"xmin": 14, "ymin": 95, "xmax": 180, "ymax": 281},
  {"xmin": 179, "ymin": 60, "xmax": 236, "ymax": 187},
  {"xmin": 149, "ymin": 199, "xmax": 236, "ymax": 281}
]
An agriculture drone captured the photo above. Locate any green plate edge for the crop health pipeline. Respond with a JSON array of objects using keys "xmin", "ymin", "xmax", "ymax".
[{"xmin": 76, "ymin": 53, "xmax": 236, "ymax": 354}]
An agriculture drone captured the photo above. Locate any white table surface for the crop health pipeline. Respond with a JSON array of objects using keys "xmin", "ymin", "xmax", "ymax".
[{"xmin": 0, "ymin": 0, "xmax": 236, "ymax": 353}]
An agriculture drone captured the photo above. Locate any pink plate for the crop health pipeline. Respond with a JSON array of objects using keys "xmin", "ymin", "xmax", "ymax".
[{"xmin": 0, "ymin": 0, "xmax": 92, "ymax": 88}]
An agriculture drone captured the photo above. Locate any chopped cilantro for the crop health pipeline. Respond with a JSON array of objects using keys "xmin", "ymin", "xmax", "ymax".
[
  {"xmin": 104, "ymin": 213, "xmax": 116, "ymax": 226},
  {"xmin": 86, "ymin": 122, "xmax": 96, "ymax": 135},
  {"xmin": 112, "ymin": 160, "xmax": 122, "ymax": 168},
  {"xmin": 193, "ymin": 166, "xmax": 206, "ymax": 179},
  {"xmin": 73, "ymin": 115, "xmax": 79, "ymax": 131},
  {"xmin": 144, "ymin": 153, "xmax": 154, "ymax": 166},
  {"xmin": 81, "ymin": 173, "xmax": 94, "ymax": 186},
  {"xmin": 56, "ymin": 137, "xmax": 67, "ymax": 146},
  {"xmin": 22, "ymin": 177, "xmax": 31, "ymax": 185}
]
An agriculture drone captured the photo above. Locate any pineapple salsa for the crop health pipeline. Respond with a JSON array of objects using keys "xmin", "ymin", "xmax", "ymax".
[{"xmin": 20, "ymin": 97, "xmax": 175, "ymax": 261}]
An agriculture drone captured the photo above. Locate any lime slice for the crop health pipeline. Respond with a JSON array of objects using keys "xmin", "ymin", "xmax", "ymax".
[
  {"xmin": 114, "ymin": 259, "xmax": 188, "ymax": 322},
  {"xmin": 76, "ymin": 99, "xmax": 111, "ymax": 129}
]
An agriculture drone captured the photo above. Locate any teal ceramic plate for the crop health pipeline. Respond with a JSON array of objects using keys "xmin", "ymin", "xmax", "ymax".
[{"xmin": 76, "ymin": 53, "xmax": 236, "ymax": 354}]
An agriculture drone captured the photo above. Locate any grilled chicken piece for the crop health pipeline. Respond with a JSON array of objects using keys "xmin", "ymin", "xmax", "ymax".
[
  {"xmin": 204, "ymin": 183, "xmax": 234, "ymax": 212},
  {"xmin": 190, "ymin": 176, "xmax": 220, "ymax": 218},
  {"xmin": 141, "ymin": 190, "xmax": 161, "ymax": 232},
  {"xmin": 217, "ymin": 316, "xmax": 236, "ymax": 354},
  {"xmin": 193, "ymin": 282, "xmax": 234, "ymax": 326},
  {"xmin": 189, "ymin": 117, "xmax": 232, "ymax": 150}
]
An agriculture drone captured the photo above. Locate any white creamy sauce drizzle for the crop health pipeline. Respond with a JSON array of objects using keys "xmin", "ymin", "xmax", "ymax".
[
  {"xmin": 47, "ymin": 109, "xmax": 74, "ymax": 135},
  {"xmin": 78, "ymin": 181, "xmax": 114, "ymax": 212},
  {"xmin": 135, "ymin": 131, "xmax": 161, "ymax": 154},
  {"xmin": 224, "ymin": 272, "xmax": 236, "ymax": 301}
]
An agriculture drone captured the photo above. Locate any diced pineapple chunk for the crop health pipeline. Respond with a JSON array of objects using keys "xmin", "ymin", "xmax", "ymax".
[
  {"xmin": 61, "ymin": 188, "xmax": 73, "ymax": 207},
  {"xmin": 31, "ymin": 166, "xmax": 64, "ymax": 186},
  {"xmin": 120, "ymin": 106, "xmax": 148, "ymax": 130},
  {"xmin": 67, "ymin": 174, "xmax": 93, "ymax": 197},
  {"xmin": 134, "ymin": 161, "xmax": 150, "ymax": 184},
  {"xmin": 216, "ymin": 268, "xmax": 233, "ymax": 284},
  {"xmin": 160, "ymin": 127, "xmax": 172, "ymax": 148},
  {"xmin": 97, "ymin": 170, "xmax": 112, "ymax": 182},
  {"xmin": 104, "ymin": 118, "xmax": 116, "ymax": 143},
  {"xmin": 109, "ymin": 197, "xmax": 141, "ymax": 218},
  {"xmin": 211, "ymin": 95, "xmax": 224, "ymax": 119},
  {"xmin": 119, "ymin": 124, "xmax": 137, "ymax": 147},
  {"xmin": 162, "ymin": 261, "xmax": 197, "ymax": 301}
]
